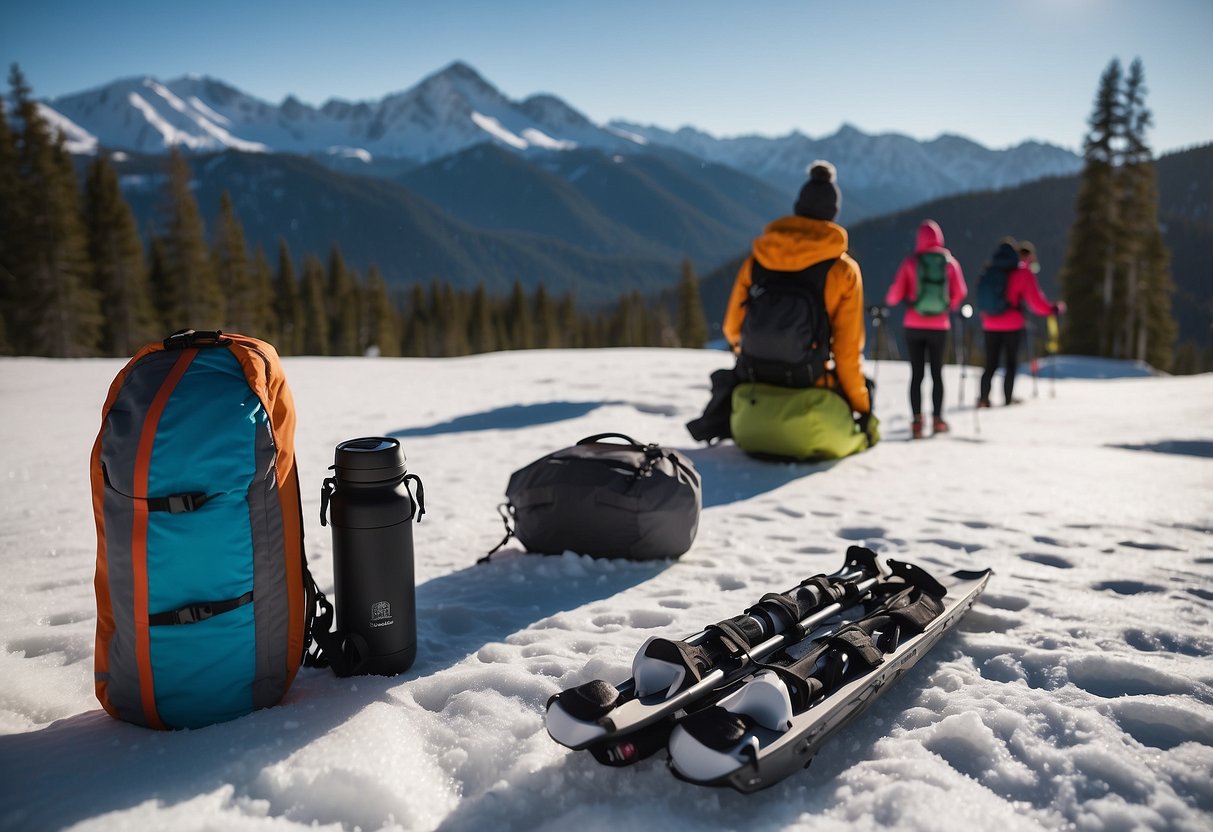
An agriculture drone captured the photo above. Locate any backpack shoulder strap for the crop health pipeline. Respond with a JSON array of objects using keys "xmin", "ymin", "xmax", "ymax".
[{"xmin": 749, "ymin": 257, "xmax": 836, "ymax": 287}]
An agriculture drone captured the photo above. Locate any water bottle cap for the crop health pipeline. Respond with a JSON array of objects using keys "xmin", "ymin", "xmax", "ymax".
[{"xmin": 333, "ymin": 437, "xmax": 407, "ymax": 484}]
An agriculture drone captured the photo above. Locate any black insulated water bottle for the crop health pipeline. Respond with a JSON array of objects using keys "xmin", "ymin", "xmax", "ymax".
[{"xmin": 320, "ymin": 437, "xmax": 424, "ymax": 676}]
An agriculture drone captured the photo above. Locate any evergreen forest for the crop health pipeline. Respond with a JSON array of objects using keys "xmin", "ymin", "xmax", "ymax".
[
  {"xmin": 0, "ymin": 66, "xmax": 708, "ymax": 359},
  {"xmin": 1, "ymin": 61, "xmax": 1200, "ymax": 373}
]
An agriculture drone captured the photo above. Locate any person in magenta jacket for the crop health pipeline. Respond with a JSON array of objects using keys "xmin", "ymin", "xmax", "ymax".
[
  {"xmin": 978, "ymin": 239, "xmax": 1064, "ymax": 407},
  {"xmin": 885, "ymin": 219, "xmax": 967, "ymax": 438}
]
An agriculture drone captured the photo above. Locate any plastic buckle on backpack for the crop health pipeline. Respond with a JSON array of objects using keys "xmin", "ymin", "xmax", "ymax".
[
  {"xmin": 167, "ymin": 493, "xmax": 208, "ymax": 513},
  {"xmin": 176, "ymin": 604, "xmax": 213, "ymax": 625}
]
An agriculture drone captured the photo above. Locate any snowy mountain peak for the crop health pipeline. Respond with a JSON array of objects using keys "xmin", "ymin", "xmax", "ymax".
[{"xmin": 39, "ymin": 63, "xmax": 1082, "ymax": 216}]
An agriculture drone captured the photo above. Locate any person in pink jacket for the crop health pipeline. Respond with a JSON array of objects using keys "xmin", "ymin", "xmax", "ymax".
[
  {"xmin": 884, "ymin": 219, "xmax": 967, "ymax": 438},
  {"xmin": 977, "ymin": 239, "xmax": 1064, "ymax": 407}
]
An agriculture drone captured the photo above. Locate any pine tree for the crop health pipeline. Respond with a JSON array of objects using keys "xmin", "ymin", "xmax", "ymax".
[
  {"xmin": 9, "ymin": 64, "xmax": 101, "ymax": 356},
  {"xmin": 402, "ymin": 284, "xmax": 429, "ymax": 356},
  {"xmin": 0, "ymin": 95, "xmax": 21, "ymax": 353},
  {"xmin": 146, "ymin": 234, "xmax": 172, "ymax": 327},
  {"xmin": 211, "ymin": 191, "xmax": 253, "ymax": 332},
  {"xmin": 1116, "ymin": 59, "xmax": 1174, "ymax": 369},
  {"xmin": 364, "ymin": 264, "xmax": 400, "ymax": 357},
  {"xmin": 1060, "ymin": 58, "xmax": 1175, "ymax": 369},
  {"xmin": 676, "ymin": 258, "xmax": 708, "ymax": 348},
  {"xmin": 159, "ymin": 150, "xmax": 221, "ymax": 330},
  {"xmin": 249, "ymin": 245, "xmax": 277, "ymax": 342},
  {"xmin": 504, "ymin": 279, "xmax": 534, "ymax": 350},
  {"xmin": 300, "ymin": 254, "xmax": 329, "ymax": 355},
  {"xmin": 610, "ymin": 291, "xmax": 648, "ymax": 347},
  {"xmin": 435, "ymin": 280, "xmax": 470, "ymax": 356},
  {"xmin": 327, "ymin": 244, "xmax": 358, "ymax": 355},
  {"xmin": 83, "ymin": 154, "xmax": 158, "ymax": 355},
  {"xmin": 1060, "ymin": 60, "xmax": 1121, "ymax": 357},
  {"xmin": 556, "ymin": 293, "xmax": 581, "ymax": 349},
  {"xmin": 273, "ymin": 239, "xmax": 303, "ymax": 355},
  {"xmin": 533, "ymin": 282, "xmax": 560, "ymax": 349},
  {"xmin": 468, "ymin": 281, "xmax": 497, "ymax": 354}
]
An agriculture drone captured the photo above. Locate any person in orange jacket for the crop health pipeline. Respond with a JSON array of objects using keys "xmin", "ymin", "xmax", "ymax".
[{"xmin": 722, "ymin": 161, "xmax": 874, "ymax": 442}]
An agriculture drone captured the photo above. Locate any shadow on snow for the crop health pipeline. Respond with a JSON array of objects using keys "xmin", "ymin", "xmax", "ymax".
[
  {"xmin": 389, "ymin": 399, "xmax": 678, "ymax": 438},
  {"xmin": 1111, "ymin": 439, "xmax": 1213, "ymax": 459},
  {"xmin": 678, "ymin": 442, "xmax": 840, "ymax": 508}
]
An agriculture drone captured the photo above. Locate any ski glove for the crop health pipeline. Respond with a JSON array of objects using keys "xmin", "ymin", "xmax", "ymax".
[{"xmin": 856, "ymin": 412, "xmax": 881, "ymax": 448}]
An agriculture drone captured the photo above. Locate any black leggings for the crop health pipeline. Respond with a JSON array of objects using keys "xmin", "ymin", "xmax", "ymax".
[
  {"xmin": 981, "ymin": 329, "xmax": 1022, "ymax": 404},
  {"xmin": 905, "ymin": 328, "xmax": 947, "ymax": 417}
]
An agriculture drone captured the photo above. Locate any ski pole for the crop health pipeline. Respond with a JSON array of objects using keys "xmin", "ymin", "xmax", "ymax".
[
  {"xmin": 1046, "ymin": 312, "xmax": 1060, "ymax": 399},
  {"xmin": 867, "ymin": 305, "xmax": 884, "ymax": 390},
  {"xmin": 958, "ymin": 304, "xmax": 972, "ymax": 410},
  {"xmin": 1026, "ymin": 317, "xmax": 1039, "ymax": 399}
]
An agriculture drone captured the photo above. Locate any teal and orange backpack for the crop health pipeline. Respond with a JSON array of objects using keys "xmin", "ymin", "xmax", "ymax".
[{"xmin": 91, "ymin": 330, "xmax": 313, "ymax": 729}]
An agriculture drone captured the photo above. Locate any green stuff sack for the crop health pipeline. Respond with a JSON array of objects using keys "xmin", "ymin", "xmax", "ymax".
[{"xmin": 730, "ymin": 383, "xmax": 869, "ymax": 461}]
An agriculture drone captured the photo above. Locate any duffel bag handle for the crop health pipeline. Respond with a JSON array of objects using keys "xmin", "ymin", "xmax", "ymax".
[{"xmin": 577, "ymin": 432, "xmax": 646, "ymax": 447}]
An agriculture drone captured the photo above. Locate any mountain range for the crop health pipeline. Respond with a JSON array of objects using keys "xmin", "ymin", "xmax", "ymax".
[
  {"xmin": 40, "ymin": 61, "xmax": 1208, "ymax": 353},
  {"xmin": 45, "ymin": 61, "xmax": 1083, "ymax": 224}
]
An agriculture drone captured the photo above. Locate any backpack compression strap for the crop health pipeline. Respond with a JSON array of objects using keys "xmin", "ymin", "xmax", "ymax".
[{"xmin": 148, "ymin": 591, "xmax": 254, "ymax": 626}]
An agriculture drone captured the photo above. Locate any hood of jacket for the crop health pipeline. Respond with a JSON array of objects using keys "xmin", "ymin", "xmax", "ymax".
[
  {"xmin": 753, "ymin": 216, "xmax": 848, "ymax": 271},
  {"xmin": 915, "ymin": 220, "xmax": 945, "ymax": 253}
]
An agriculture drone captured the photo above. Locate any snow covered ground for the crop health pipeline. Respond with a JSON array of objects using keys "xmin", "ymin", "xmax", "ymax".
[{"xmin": 0, "ymin": 349, "xmax": 1210, "ymax": 831}]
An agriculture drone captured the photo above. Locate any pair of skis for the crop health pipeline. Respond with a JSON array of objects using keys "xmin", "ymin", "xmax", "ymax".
[{"xmin": 544, "ymin": 546, "xmax": 991, "ymax": 792}]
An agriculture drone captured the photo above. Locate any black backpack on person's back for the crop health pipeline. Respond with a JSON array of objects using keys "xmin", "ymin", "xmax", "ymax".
[
  {"xmin": 737, "ymin": 258, "xmax": 837, "ymax": 388},
  {"xmin": 483, "ymin": 433, "xmax": 701, "ymax": 562},
  {"xmin": 976, "ymin": 243, "xmax": 1020, "ymax": 315}
]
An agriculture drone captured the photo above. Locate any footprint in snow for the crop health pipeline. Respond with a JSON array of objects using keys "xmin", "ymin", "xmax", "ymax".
[
  {"xmin": 627, "ymin": 610, "xmax": 676, "ymax": 629},
  {"xmin": 657, "ymin": 598, "xmax": 694, "ymax": 610},
  {"xmin": 837, "ymin": 526, "xmax": 886, "ymax": 542},
  {"xmin": 1122, "ymin": 628, "xmax": 1213, "ymax": 658},
  {"xmin": 959, "ymin": 609, "xmax": 1019, "ymax": 633},
  {"xmin": 980, "ymin": 593, "xmax": 1030, "ymax": 612},
  {"xmin": 918, "ymin": 538, "xmax": 985, "ymax": 553},
  {"xmin": 1066, "ymin": 654, "xmax": 1200, "ymax": 699},
  {"xmin": 1110, "ymin": 699, "xmax": 1213, "ymax": 751},
  {"xmin": 590, "ymin": 613, "xmax": 628, "ymax": 629},
  {"xmin": 7, "ymin": 633, "xmax": 91, "ymax": 664},
  {"xmin": 1018, "ymin": 552, "xmax": 1074, "ymax": 569},
  {"xmin": 1033, "ymin": 535, "xmax": 1075, "ymax": 548},
  {"xmin": 1093, "ymin": 580, "xmax": 1167, "ymax": 595},
  {"xmin": 30, "ymin": 579, "xmax": 76, "ymax": 593},
  {"xmin": 1118, "ymin": 540, "xmax": 1184, "ymax": 552}
]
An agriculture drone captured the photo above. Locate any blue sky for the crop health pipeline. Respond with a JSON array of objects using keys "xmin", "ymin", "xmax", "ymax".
[{"xmin": 4, "ymin": 0, "xmax": 1211, "ymax": 154}]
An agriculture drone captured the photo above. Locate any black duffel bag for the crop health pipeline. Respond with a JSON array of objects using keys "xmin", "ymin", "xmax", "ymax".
[{"xmin": 483, "ymin": 433, "xmax": 701, "ymax": 562}]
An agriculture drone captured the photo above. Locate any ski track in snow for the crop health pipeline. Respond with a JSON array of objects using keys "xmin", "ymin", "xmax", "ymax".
[{"xmin": 0, "ymin": 351, "xmax": 1210, "ymax": 832}]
